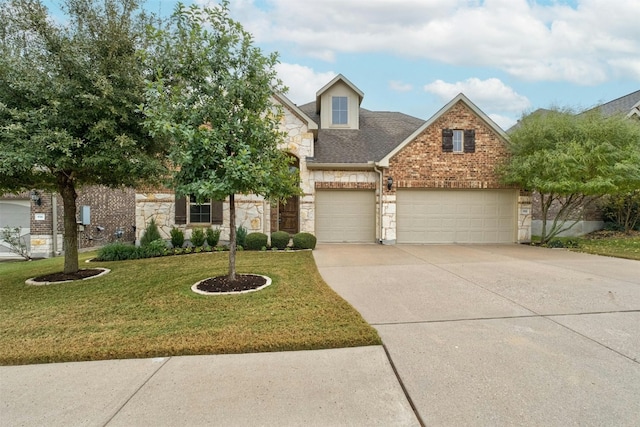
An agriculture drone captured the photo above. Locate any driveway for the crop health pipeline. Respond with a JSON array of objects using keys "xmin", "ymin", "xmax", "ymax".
[{"xmin": 314, "ymin": 244, "xmax": 640, "ymax": 426}]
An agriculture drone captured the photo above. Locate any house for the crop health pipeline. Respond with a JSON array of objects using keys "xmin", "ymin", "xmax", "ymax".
[
  {"xmin": 136, "ymin": 74, "xmax": 531, "ymax": 245},
  {"xmin": 0, "ymin": 187, "xmax": 136, "ymax": 258},
  {"xmin": 1, "ymin": 74, "xmax": 536, "ymax": 256}
]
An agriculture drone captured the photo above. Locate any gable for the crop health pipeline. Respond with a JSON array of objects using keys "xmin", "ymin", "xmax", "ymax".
[
  {"xmin": 386, "ymin": 99, "xmax": 511, "ymax": 188},
  {"xmin": 316, "ymin": 75, "xmax": 364, "ymax": 130}
]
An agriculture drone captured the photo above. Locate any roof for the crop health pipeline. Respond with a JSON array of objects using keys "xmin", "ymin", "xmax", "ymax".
[
  {"xmin": 298, "ymin": 102, "xmax": 425, "ymax": 164},
  {"xmin": 588, "ymin": 90, "xmax": 640, "ymax": 117},
  {"xmin": 378, "ymin": 93, "xmax": 508, "ymax": 167}
]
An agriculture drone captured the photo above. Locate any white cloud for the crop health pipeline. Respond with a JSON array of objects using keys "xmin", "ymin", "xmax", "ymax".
[
  {"xmin": 389, "ymin": 80, "xmax": 413, "ymax": 92},
  {"xmin": 424, "ymin": 78, "xmax": 530, "ymax": 113},
  {"xmin": 230, "ymin": 0, "xmax": 640, "ymax": 85},
  {"xmin": 274, "ymin": 63, "xmax": 336, "ymax": 105}
]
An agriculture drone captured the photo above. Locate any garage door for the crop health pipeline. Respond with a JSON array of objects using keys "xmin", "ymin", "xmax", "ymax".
[
  {"xmin": 315, "ymin": 190, "xmax": 375, "ymax": 243},
  {"xmin": 0, "ymin": 199, "xmax": 30, "ymax": 257},
  {"xmin": 397, "ymin": 189, "xmax": 516, "ymax": 244}
]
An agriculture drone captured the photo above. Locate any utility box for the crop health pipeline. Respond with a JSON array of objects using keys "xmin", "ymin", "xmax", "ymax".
[{"xmin": 79, "ymin": 205, "xmax": 91, "ymax": 225}]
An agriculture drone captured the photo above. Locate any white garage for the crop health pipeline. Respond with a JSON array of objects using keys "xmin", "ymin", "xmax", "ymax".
[
  {"xmin": 315, "ymin": 190, "xmax": 375, "ymax": 243},
  {"xmin": 396, "ymin": 189, "xmax": 517, "ymax": 244},
  {"xmin": 0, "ymin": 199, "xmax": 31, "ymax": 257}
]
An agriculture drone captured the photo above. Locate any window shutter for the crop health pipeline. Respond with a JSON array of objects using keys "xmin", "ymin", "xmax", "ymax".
[
  {"xmin": 464, "ymin": 129, "xmax": 476, "ymax": 153},
  {"xmin": 212, "ymin": 200, "xmax": 223, "ymax": 224},
  {"xmin": 442, "ymin": 129, "xmax": 453, "ymax": 152},
  {"xmin": 175, "ymin": 195, "xmax": 187, "ymax": 224}
]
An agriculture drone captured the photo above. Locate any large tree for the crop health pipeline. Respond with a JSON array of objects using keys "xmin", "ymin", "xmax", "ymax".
[
  {"xmin": 501, "ymin": 108, "xmax": 640, "ymax": 244},
  {"xmin": 0, "ymin": 0, "xmax": 167, "ymax": 273},
  {"xmin": 141, "ymin": 2, "xmax": 299, "ymax": 281}
]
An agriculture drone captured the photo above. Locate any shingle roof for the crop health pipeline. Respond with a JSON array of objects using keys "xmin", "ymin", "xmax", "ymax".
[
  {"xmin": 589, "ymin": 90, "xmax": 640, "ymax": 117},
  {"xmin": 298, "ymin": 102, "xmax": 425, "ymax": 164}
]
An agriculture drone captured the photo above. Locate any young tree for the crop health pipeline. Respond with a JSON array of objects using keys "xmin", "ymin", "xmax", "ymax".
[
  {"xmin": 0, "ymin": 0, "xmax": 167, "ymax": 274},
  {"xmin": 141, "ymin": 2, "xmax": 299, "ymax": 281},
  {"xmin": 500, "ymin": 108, "xmax": 640, "ymax": 244}
]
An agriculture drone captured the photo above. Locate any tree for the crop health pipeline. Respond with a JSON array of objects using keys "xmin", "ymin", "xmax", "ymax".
[
  {"xmin": 0, "ymin": 0, "xmax": 167, "ymax": 273},
  {"xmin": 500, "ymin": 108, "xmax": 640, "ymax": 244},
  {"xmin": 141, "ymin": 2, "xmax": 299, "ymax": 281}
]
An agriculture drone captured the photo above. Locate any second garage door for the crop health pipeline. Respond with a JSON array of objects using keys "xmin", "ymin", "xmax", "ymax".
[
  {"xmin": 396, "ymin": 189, "xmax": 517, "ymax": 244},
  {"xmin": 315, "ymin": 190, "xmax": 375, "ymax": 243}
]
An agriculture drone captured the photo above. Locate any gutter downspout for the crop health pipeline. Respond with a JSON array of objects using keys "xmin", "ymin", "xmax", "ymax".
[
  {"xmin": 374, "ymin": 165, "xmax": 384, "ymax": 244},
  {"xmin": 51, "ymin": 193, "xmax": 58, "ymax": 257}
]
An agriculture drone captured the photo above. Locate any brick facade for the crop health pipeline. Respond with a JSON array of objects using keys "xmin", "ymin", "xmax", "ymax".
[{"xmin": 388, "ymin": 101, "xmax": 511, "ymax": 190}]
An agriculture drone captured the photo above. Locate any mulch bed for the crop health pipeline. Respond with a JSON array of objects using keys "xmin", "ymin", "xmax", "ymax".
[
  {"xmin": 30, "ymin": 269, "xmax": 106, "ymax": 283},
  {"xmin": 195, "ymin": 274, "xmax": 267, "ymax": 293}
]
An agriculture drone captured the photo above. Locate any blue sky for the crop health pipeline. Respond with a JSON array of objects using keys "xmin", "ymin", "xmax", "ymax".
[{"xmin": 44, "ymin": 0, "xmax": 640, "ymax": 129}]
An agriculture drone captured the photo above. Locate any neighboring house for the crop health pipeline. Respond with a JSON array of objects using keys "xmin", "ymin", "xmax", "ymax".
[
  {"xmin": 0, "ymin": 187, "xmax": 136, "ymax": 258},
  {"xmin": 137, "ymin": 74, "xmax": 531, "ymax": 245}
]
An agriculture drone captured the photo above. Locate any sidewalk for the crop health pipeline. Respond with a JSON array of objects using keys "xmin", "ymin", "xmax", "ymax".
[{"xmin": 0, "ymin": 346, "xmax": 420, "ymax": 426}]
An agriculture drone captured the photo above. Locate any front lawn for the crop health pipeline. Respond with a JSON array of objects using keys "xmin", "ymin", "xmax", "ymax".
[
  {"xmin": 573, "ymin": 232, "xmax": 640, "ymax": 260},
  {"xmin": 0, "ymin": 251, "xmax": 380, "ymax": 365}
]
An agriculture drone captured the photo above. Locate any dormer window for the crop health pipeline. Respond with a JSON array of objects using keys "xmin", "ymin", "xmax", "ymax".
[{"xmin": 332, "ymin": 96, "xmax": 348, "ymax": 125}]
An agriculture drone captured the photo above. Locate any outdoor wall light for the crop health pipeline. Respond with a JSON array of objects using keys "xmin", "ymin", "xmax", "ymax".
[
  {"xmin": 387, "ymin": 176, "xmax": 393, "ymax": 191},
  {"xmin": 30, "ymin": 190, "xmax": 42, "ymax": 206}
]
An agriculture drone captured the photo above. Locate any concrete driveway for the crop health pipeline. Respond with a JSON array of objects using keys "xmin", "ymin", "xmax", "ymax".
[{"xmin": 314, "ymin": 244, "xmax": 640, "ymax": 426}]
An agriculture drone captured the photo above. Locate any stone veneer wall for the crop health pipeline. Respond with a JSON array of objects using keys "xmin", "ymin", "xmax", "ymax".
[{"xmin": 136, "ymin": 99, "xmax": 316, "ymax": 243}]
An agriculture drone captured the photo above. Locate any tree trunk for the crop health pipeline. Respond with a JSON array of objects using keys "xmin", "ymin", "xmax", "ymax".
[
  {"xmin": 57, "ymin": 173, "xmax": 79, "ymax": 274},
  {"xmin": 228, "ymin": 193, "xmax": 236, "ymax": 281}
]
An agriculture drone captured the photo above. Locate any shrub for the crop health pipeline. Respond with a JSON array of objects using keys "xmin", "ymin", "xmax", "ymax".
[
  {"xmin": 190, "ymin": 228, "xmax": 205, "ymax": 247},
  {"xmin": 141, "ymin": 239, "xmax": 167, "ymax": 257},
  {"xmin": 293, "ymin": 232, "xmax": 316, "ymax": 250},
  {"xmin": 600, "ymin": 191, "xmax": 640, "ymax": 233},
  {"xmin": 206, "ymin": 228, "xmax": 221, "ymax": 247},
  {"xmin": 236, "ymin": 226, "xmax": 247, "ymax": 248},
  {"xmin": 140, "ymin": 218, "xmax": 162, "ymax": 246},
  {"xmin": 245, "ymin": 232, "xmax": 268, "ymax": 250},
  {"xmin": 270, "ymin": 231, "xmax": 290, "ymax": 250},
  {"xmin": 170, "ymin": 227, "xmax": 185, "ymax": 248},
  {"xmin": 96, "ymin": 242, "xmax": 138, "ymax": 261}
]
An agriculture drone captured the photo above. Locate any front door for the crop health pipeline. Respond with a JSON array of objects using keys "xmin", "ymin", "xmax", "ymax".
[{"xmin": 279, "ymin": 196, "xmax": 299, "ymax": 234}]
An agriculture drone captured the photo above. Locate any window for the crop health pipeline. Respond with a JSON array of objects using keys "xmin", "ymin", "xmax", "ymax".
[
  {"xmin": 189, "ymin": 196, "xmax": 211, "ymax": 223},
  {"xmin": 175, "ymin": 196, "xmax": 223, "ymax": 225},
  {"xmin": 332, "ymin": 96, "xmax": 348, "ymax": 125},
  {"xmin": 453, "ymin": 130, "xmax": 463, "ymax": 153},
  {"xmin": 442, "ymin": 128, "xmax": 476, "ymax": 153}
]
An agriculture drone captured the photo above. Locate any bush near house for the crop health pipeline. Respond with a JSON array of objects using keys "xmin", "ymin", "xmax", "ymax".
[
  {"xmin": 190, "ymin": 228, "xmax": 205, "ymax": 247},
  {"xmin": 206, "ymin": 228, "xmax": 221, "ymax": 247},
  {"xmin": 140, "ymin": 219, "xmax": 162, "ymax": 247},
  {"xmin": 236, "ymin": 226, "xmax": 248, "ymax": 248},
  {"xmin": 245, "ymin": 232, "xmax": 268, "ymax": 251},
  {"xmin": 293, "ymin": 232, "xmax": 317, "ymax": 250},
  {"xmin": 271, "ymin": 231, "xmax": 290, "ymax": 250},
  {"xmin": 170, "ymin": 227, "xmax": 185, "ymax": 248}
]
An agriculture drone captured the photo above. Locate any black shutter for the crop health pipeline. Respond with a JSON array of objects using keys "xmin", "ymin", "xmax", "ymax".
[
  {"xmin": 212, "ymin": 200, "xmax": 223, "ymax": 224},
  {"xmin": 464, "ymin": 129, "xmax": 476, "ymax": 153},
  {"xmin": 442, "ymin": 129, "xmax": 453, "ymax": 152},
  {"xmin": 175, "ymin": 195, "xmax": 187, "ymax": 224}
]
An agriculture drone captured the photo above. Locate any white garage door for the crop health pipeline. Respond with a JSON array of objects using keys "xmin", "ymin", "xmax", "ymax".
[
  {"xmin": 0, "ymin": 199, "xmax": 31, "ymax": 256},
  {"xmin": 315, "ymin": 190, "xmax": 375, "ymax": 243},
  {"xmin": 397, "ymin": 189, "xmax": 517, "ymax": 244}
]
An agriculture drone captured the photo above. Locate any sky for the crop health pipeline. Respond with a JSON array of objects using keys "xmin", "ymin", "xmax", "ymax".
[{"xmin": 43, "ymin": 0, "xmax": 640, "ymax": 130}]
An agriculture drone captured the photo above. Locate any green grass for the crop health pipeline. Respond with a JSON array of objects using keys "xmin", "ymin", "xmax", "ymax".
[
  {"xmin": 0, "ymin": 251, "xmax": 380, "ymax": 365},
  {"xmin": 573, "ymin": 236, "xmax": 640, "ymax": 260},
  {"xmin": 533, "ymin": 234, "xmax": 640, "ymax": 261}
]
